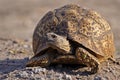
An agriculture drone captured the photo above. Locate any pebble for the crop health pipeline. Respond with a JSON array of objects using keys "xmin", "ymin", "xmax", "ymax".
[
  {"xmin": 94, "ymin": 76, "xmax": 102, "ymax": 80},
  {"xmin": 65, "ymin": 75, "xmax": 72, "ymax": 80},
  {"xmin": 76, "ymin": 74, "xmax": 82, "ymax": 79},
  {"xmin": 46, "ymin": 74, "xmax": 51, "ymax": 78},
  {"xmin": 40, "ymin": 77, "xmax": 46, "ymax": 80},
  {"xmin": 108, "ymin": 67, "xmax": 114, "ymax": 72},
  {"xmin": 31, "ymin": 67, "xmax": 46, "ymax": 73},
  {"xmin": 30, "ymin": 71, "xmax": 34, "ymax": 77},
  {"xmin": 20, "ymin": 71, "xmax": 28, "ymax": 78},
  {"xmin": 56, "ymin": 74, "xmax": 63, "ymax": 79},
  {"xmin": 101, "ymin": 77, "xmax": 108, "ymax": 80},
  {"xmin": 23, "ymin": 44, "xmax": 29, "ymax": 48}
]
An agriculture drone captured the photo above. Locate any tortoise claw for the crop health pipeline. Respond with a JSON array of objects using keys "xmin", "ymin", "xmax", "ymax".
[{"xmin": 90, "ymin": 64, "xmax": 100, "ymax": 74}]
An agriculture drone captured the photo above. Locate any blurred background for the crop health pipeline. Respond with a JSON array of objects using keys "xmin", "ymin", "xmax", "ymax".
[{"xmin": 0, "ymin": 0, "xmax": 120, "ymax": 54}]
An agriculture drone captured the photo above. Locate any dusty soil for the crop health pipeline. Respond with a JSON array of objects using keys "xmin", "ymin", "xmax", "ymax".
[
  {"xmin": 0, "ymin": 0, "xmax": 120, "ymax": 80},
  {"xmin": 0, "ymin": 39, "xmax": 120, "ymax": 80}
]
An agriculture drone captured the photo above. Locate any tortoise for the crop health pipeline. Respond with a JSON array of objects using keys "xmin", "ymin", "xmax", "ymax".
[{"xmin": 26, "ymin": 4, "xmax": 115, "ymax": 73}]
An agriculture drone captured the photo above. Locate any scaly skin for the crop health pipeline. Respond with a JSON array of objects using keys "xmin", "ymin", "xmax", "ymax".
[
  {"xmin": 26, "ymin": 49, "xmax": 57, "ymax": 67},
  {"xmin": 75, "ymin": 47, "xmax": 100, "ymax": 73}
]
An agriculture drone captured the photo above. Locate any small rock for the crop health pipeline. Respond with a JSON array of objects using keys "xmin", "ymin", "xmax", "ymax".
[
  {"xmin": 40, "ymin": 77, "xmax": 46, "ymax": 80},
  {"xmin": 108, "ymin": 67, "xmax": 114, "ymax": 72},
  {"xmin": 54, "ymin": 74, "xmax": 59, "ymax": 78},
  {"xmin": 20, "ymin": 71, "xmax": 28, "ymax": 78},
  {"xmin": 65, "ymin": 75, "xmax": 72, "ymax": 80},
  {"xmin": 33, "ymin": 67, "xmax": 46, "ymax": 74},
  {"xmin": 23, "ymin": 44, "xmax": 29, "ymax": 48},
  {"xmin": 29, "ymin": 71, "xmax": 34, "ymax": 77},
  {"xmin": 103, "ymin": 68, "xmax": 110, "ymax": 72},
  {"xmin": 55, "ymin": 74, "xmax": 62, "ymax": 79},
  {"xmin": 9, "ymin": 50, "xmax": 15, "ymax": 54},
  {"xmin": 50, "ymin": 69, "xmax": 54, "ymax": 73},
  {"xmin": 42, "ymin": 68, "xmax": 46, "ymax": 72},
  {"xmin": 33, "ymin": 68, "xmax": 41, "ymax": 74},
  {"xmin": 94, "ymin": 76, "xmax": 102, "ymax": 80},
  {"xmin": 62, "ymin": 72, "xmax": 72, "ymax": 80},
  {"xmin": 46, "ymin": 74, "xmax": 51, "ymax": 78},
  {"xmin": 76, "ymin": 74, "xmax": 82, "ymax": 79},
  {"xmin": 101, "ymin": 77, "xmax": 109, "ymax": 80}
]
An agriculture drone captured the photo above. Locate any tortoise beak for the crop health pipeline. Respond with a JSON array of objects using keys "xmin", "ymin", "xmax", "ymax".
[{"xmin": 46, "ymin": 32, "xmax": 71, "ymax": 54}]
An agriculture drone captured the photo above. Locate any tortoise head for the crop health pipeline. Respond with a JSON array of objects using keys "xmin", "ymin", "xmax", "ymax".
[{"xmin": 46, "ymin": 32, "xmax": 71, "ymax": 54}]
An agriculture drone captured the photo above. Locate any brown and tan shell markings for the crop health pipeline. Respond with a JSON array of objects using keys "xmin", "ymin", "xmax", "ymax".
[{"xmin": 33, "ymin": 4, "xmax": 115, "ymax": 62}]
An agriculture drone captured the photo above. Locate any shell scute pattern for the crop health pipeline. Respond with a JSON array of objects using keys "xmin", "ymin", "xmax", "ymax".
[
  {"xmin": 79, "ymin": 17, "xmax": 105, "ymax": 37},
  {"xmin": 33, "ymin": 11, "xmax": 59, "ymax": 54},
  {"xmin": 26, "ymin": 4, "xmax": 115, "ymax": 73},
  {"xmin": 86, "ymin": 10, "xmax": 111, "ymax": 32}
]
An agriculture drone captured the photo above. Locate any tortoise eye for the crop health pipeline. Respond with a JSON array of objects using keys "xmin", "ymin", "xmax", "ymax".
[
  {"xmin": 51, "ymin": 34, "xmax": 57, "ymax": 39},
  {"xmin": 61, "ymin": 12, "xmax": 65, "ymax": 16}
]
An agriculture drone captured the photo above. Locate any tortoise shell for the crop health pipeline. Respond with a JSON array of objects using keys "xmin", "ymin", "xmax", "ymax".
[{"xmin": 33, "ymin": 4, "xmax": 115, "ymax": 62}]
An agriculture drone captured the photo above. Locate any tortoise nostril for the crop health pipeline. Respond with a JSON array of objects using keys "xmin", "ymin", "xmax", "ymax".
[{"xmin": 51, "ymin": 34, "xmax": 57, "ymax": 38}]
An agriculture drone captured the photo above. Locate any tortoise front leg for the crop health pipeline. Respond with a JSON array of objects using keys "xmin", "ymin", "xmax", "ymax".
[
  {"xmin": 75, "ymin": 47, "xmax": 100, "ymax": 74},
  {"xmin": 26, "ymin": 50, "xmax": 56, "ymax": 67}
]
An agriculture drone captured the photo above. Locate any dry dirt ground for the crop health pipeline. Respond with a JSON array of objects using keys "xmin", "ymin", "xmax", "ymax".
[
  {"xmin": 0, "ymin": 39, "xmax": 120, "ymax": 80},
  {"xmin": 0, "ymin": 0, "xmax": 120, "ymax": 80}
]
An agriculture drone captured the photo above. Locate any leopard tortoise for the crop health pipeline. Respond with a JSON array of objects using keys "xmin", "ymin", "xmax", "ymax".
[{"xmin": 26, "ymin": 4, "xmax": 115, "ymax": 73}]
